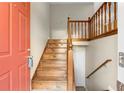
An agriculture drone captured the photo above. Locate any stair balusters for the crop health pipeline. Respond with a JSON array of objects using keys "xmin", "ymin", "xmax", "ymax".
[{"xmin": 67, "ymin": 2, "xmax": 117, "ymax": 41}]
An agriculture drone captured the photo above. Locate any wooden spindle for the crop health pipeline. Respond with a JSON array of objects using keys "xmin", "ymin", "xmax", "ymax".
[
  {"xmin": 88, "ymin": 17, "xmax": 91, "ymax": 40},
  {"xmin": 95, "ymin": 12, "xmax": 98, "ymax": 37},
  {"xmin": 114, "ymin": 2, "xmax": 117, "ymax": 30},
  {"xmin": 98, "ymin": 9, "xmax": 101, "ymax": 35},
  {"xmin": 71, "ymin": 22, "xmax": 73, "ymax": 38},
  {"xmin": 80, "ymin": 22, "xmax": 81, "ymax": 38},
  {"xmin": 92, "ymin": 17, "xmax": 94, "ymax": 37},
  {"xmin": 85, "ymin": 22, "xmax": 86, "ymax": 39},
  {"xmin": 108, "ymin": 2, "xmax": 111, "ymax": 32},
  {"xmin": 91, "ymin": 18, "xmax": 93, "ymax": 38},
  {"xmin": 91, "ymin": 17, "xmax": 94, "ymax": 37},
  {"xmin": 90, "ymin": 20, "xmax": 92, "ymax": 38},
  {"xmin": 78, "ymin": 22, "xmax": 80, "ymax": 38},
  {"xmin": 91, "ymin": 18, "xmax": 92, "ymax": 38},
  {"xmin": 93, "ymin": 18, "xmax": 95, "ymax": 38},
  {"xmin": 97, "ymin": 10, "xmax": 100, "ymax": 35},
  {"xmin": 74, "ymin": 22, "xmax": 76, "ymax": 38},
  {"xmin": 81, "ymin": 22, "xmax": 83, "ymax": 39},
  {"xmin": 94, "ymin": 16, "xmax": 95, "ymax": 37},
  {"xmin": 91, "ymin": 19, "xmax": 93, "ymax": 38},
  {"xmin": 104, "ymin": 2, "xmax": 107, "ymax": 33},
  {"xmin": 92, "ymin": 18, "xmax": 94, "ymax": 38},
  {"xmin": 101, "ymin": 6, "xmax": 103, "ymax": 34},
  {"xmin": 96, "ymin": 13, "xmax": 97, "ymax": 37}
]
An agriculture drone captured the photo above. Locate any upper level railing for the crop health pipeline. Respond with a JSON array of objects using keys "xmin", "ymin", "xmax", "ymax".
[
  {"xmin": 68, "ymin": 18, "xmax": 90, "ymax": 41},
  {"xmin": 67, "ymin": 2, "xmax": 118, "ymax": 41},
  {"xmin": 90, "ymin": 2, "xmax": 117, "ymax": 40}
]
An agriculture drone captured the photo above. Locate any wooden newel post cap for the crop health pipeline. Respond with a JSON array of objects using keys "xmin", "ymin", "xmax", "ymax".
[
  {"xmin": 88, "ymin": 17, "xmax": 90, "ymax": 20},
  {"xmin": 68, "ymin": 17, "xmax": 70, "ymax": 21}
]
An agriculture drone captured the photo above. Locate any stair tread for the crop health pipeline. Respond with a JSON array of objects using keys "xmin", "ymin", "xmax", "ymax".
[
  {"xmin": 37, "ymin": 67, "xmax": 66, "ymax": 71},
  {"xmin": 33, "ymin": 80, "xmax": 67, "ymax": 83},
  {"xmin": 43, "ymin": 58, "xmax": 66, "ymax": 60},
  {"xmin": 39, "ymin": 62, "xmax": 66, "ymax": 66},
  {"xmin": 40, "ymin": 61, "xmax": 66, "ymax": 64},
  {"xmin": 43, "ymin": 53, "xmax": 66, "ymax": 60},
  {"xmin": 43, "ymin": 53, "xmax": 66, "ymax": 55},
  {"xmin": 48, "ymin": 40, "xmax": 67, "ymax": 44},
  {"xmin": 38, "ymin": 63, "xmax": 66, "ymax": 67},
  {"xmin": 32, "ymin": 80, "xmax": 67, "ymax": 90},
  {"xmin": 46, "ymin": 47, "xmax": 67, "ymax": 49},
  {"xmin": 47, "ymin": 46, "xmax": 67, "ymax": 48},
  {"xmin": 44, "ymin": 52, "xmax": 66, "ymax": 54},
  {"xmin": 36, "ymin": 70, "xmax": 66, "ymax": 77},
  {"xmin": 48, "ymin": 39, "xmax": 67, "ymax": 43},
  {"xmin": 48, "ymin": 43, "xmax": 67, "ymax": 45},
  {"xmin": 42, "ymin": 59, "xmax": 66, "ymax": 61},
  {"xmin": 33, "ymin": 76, "xmax": 67, "ymax": 81},
  {"xmin": 45, "ymin": 48, "xmax": 66, "ymax": 52},
  {"xmin": 47, "ymin": 44, "xmax": 67, "ymax": 48},
  {"xmin": 40, "ymin": 59, "xmax": 66, "ymax": 62}
]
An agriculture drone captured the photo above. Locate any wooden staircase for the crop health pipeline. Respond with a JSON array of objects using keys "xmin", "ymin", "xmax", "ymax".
[{"xmin": 32, "ymin": 39, "xmax": 68, "ymax": 91}]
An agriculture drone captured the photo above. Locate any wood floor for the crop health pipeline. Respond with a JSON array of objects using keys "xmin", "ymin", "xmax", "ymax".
[{"xmin": 32, "ymin": 39, "xmax": 67, "ymax": 91}]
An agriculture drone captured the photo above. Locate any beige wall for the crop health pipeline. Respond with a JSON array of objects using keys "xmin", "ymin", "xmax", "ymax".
[
  {"xmin": 86, "ymin": 35, "xmax": 117, "ymax": 91},
  {"xmin": 50, "ymin": 3, "xmax": 94, "ymax": 39},
  {"xmin": 30, "ymin": 2, "xmax": 50, "ymax": 79}
]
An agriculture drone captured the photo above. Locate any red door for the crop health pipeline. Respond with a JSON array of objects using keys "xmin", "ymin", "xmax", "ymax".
[{"xmin": 0, "ymin": 2, "xmax": 30, "ymax": 90}]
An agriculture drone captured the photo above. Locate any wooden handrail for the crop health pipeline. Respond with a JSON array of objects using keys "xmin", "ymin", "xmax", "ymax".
[
  {"xmin": 69, "ymin": 20, "xmax": 90, "ymax": 22},
  {"xmin": 86, "ymin": 59, "xmax": 112, "ymax": 79}
]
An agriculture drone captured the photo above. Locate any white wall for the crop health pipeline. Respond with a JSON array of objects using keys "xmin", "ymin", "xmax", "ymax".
[
  {"xmin": 118, "ymin": 3, "xmax": 124, "ymax": 84},
  {"xmin": 30, "ymin": 3, "xmax": 50, "ymax": 79},
  {"xmin": 86, "ymin": 35, "xmax": 117, "ymax": 91},
  {"xmin": 73, "ymin": 46, "xmax": 86, "ymax": 86},
  {"xmin": 50, "ymin": 3, "xmax": 94, "ymax": 39},
  {"xmin": 93, "ymin": 2, "xmax": 103, "ymax": 12}
]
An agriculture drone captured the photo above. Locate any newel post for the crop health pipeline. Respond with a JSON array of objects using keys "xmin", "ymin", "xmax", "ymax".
[
  {"xmin": 104, "ymin": 2, "xmax": 107, "ymax": 33},
  {"xmin": 67, "ymin": 17, "xmax": 72, "ymax": 50},
  {"xmin": 88, "ymin": 17, "xmax": 91, "ymax": 40},
  {"xmin": 114, "ymin": 2, "xmax": 117, "ymax": 30},
  {"xmin": 68, "ymin": 17, "xmax": 70, "ymax": 38},
  {"xmin": 108, "ymin": 2, "xmax": 111, "ymax": 32}
]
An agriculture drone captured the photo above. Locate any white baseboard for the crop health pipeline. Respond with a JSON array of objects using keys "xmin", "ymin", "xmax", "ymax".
[{"xmin": 108, "ymin": 86, "xmax": 115, "ymax": 91}]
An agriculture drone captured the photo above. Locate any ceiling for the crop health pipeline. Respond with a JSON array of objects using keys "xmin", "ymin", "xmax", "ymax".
[{"xmin": 49, "ymin": 2, "xmax": 94, "ymax": 5}]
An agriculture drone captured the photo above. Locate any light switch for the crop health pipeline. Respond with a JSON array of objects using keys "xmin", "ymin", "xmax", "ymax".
[{"xmin": 119, "ymin": 52, "xmax": 124, "ymax": 67}]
